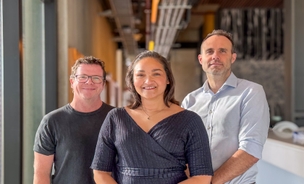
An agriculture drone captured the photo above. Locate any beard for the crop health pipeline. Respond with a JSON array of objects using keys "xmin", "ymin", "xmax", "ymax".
[{"xmin": 204, "ymin": 58, "xmax": 232, "ymax": 76}]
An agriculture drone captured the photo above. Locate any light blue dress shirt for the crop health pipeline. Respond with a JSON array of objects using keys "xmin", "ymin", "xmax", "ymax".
[{"xmin": 182, "ymin": 72, "xmax": 270, "ymax": 184}]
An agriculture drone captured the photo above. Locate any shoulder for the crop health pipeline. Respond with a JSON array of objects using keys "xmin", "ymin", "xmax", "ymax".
[
  {"xmin": 101, "ymin": 102, "xmax": 115, "ymax": 112},
  {"xmin": 183, "ymin": 110, "xmax": 203, "ymax": 122},
  {"xmin": 104, "ymin": 107, "xmax": 128, "ymax": 121},
  {"xmin": 227, "ymin": 73, "xmax": 265, "ymax": 93},
  {"xmin": 185, "ymin": 86, "xmax": 205, "ymax": 98},
  {"xmin": 235, "ymin": 78, "xmax": 267, "ymax": 101},
  {"xmin": 237, "ymin": 78, "xmax": 264, "ymax": 91},
  {"xmin": 233, "ymin": 78, "xmax": 269, "ymax": 111},
  {"xmin": 182, "ymin": 86, "xmax": 204, "ymax": 103},
  {"xmin": 173, "ymin": 110, "xmax": 207, "ymax": 138},
  {"xmin": 182, "ymin": 86, "xmax": 205, "ymax": 106},
  {"xmin": 107, "ymin": 107, "xmax": 125, "ymax": 115},
  {"xmin": 174, "ymin": 110, "xmax": 204, "ymax": 128},
  {"xmin": 99, "ymin": 103, "xmax": 116, "ymax": 119},
  {"xmin": 36, "ymin": 105, "xmax": 74, "ymax": 132},
  {"xmin": 42, "ymin": 104, "xmax": 71, "ymax": 122},
  {"xmin": 35, "ymin": 106, "xmax": 70, "ymax": 137},
  {"xmin": 100, "ymin": 107, "xmax": 128, "ymax": 131}
]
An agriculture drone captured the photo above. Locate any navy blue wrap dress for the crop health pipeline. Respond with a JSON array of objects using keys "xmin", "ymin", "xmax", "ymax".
[{"xmin": 91, "ymin": 108, "xmax": 213, "ymax": 184}]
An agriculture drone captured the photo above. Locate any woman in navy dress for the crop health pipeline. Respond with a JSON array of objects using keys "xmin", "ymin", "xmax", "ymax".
[{"xmin": 91, "ymin": 50, "xmax": 213, "ymax": 184}]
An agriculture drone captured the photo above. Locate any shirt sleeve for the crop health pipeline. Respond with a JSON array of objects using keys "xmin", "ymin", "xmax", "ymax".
[
  {"xmin": 238, "ymin": 84, "xmax": 270, "ymax": 159},
  {"xmin": 91, "ymin": 113, "xmax": 117, "ymax": 171},
  {"xmin": 185, "ymin": 112, "xmax": 213, "ymax": 176},
  {"xmin": 33, "ymin": 116, "xmax": 56, "ymax": 155}
]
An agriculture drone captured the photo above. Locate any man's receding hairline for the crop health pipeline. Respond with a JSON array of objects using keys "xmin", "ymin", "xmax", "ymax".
[{"xmin": 201, "ymin": 35, "xmax": 234, "ymax": 51}]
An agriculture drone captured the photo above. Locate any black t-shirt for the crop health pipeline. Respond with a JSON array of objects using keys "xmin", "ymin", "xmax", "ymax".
[{"xmin": 34, "ymin": 103, "xmax": 114, "ymax": 184}]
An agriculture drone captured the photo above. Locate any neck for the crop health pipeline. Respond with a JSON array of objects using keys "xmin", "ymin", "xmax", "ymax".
[
  {"xmin": 141, "ymin": 104, "xmax": 167, "ymax": 112},
  {"xmin": 70, "ymin": 99, "xmax": 103, "ymax": 113},
  {"xmin": 140, "ymin": 102, "xmax": 169, "ymax": 120},
  {"xmin": 207, "ymin": 79, "xmax": 224, "ymax": 93},
  {"xmin": 207, "ymin": 72, "xmax": 231, "ymax": 93},
  {"xmin": 141, "ymin": 98, "xmax": 168, "ymax": 110}
]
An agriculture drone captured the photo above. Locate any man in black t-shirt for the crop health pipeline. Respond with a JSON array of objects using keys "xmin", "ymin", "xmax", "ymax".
[{"xmin": 33, "ymin": 56, "xmax": 114, "ymax": 184}]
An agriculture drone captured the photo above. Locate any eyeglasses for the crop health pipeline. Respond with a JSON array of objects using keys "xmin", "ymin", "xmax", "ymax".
[{"xmin": 73, "ymin": 74, "xmax": 104, "ymax": 84}]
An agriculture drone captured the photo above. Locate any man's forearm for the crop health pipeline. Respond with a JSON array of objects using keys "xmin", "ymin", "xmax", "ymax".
[{"xmin": 211, "ymin": 149, "xmax": 258, "ymax": 184}]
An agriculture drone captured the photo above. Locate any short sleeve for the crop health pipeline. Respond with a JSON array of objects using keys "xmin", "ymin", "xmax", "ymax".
[
  {"xmin": 33, "ymin": 117, "xmax": 56, "ymax": 155},
  {"xmin": 185, "ymin": 112, "xmax": 213, "ymax": 176},
  {"xmin": 91, "ymin": 112, "xmax": 117, "ymax": 171},
  {"xmin": 239, "ymin": 85, "xmax": 270, "ymax": 159}
]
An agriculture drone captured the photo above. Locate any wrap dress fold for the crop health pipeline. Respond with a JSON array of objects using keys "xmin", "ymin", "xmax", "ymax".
[{"xmin": 91, "ymin": 108, "xmax": 213, "ymax": 184}]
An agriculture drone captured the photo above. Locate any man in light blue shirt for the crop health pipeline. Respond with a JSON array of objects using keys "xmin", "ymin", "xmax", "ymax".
[{"xmin": 182, "ymin": 29, "xmax": 270, "ymax": 184}]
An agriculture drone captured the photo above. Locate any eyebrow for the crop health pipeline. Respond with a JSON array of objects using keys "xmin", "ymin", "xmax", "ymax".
[
  {"xmin": 219, "ymin": 48, "xmax": 228, "ymax": 51},
  {"xmin": 135, "ymin": 68, "xmax": 163, "ymax": 72},
  {"xmin": 152, "ymin": 69, "xmax": 163, "ymax": 72},
  {"xmin": 205, "ymin": 48, "xmax": 213, "ymax": 52},
  {"xmin": 205, "ymin": 48, "xmax": 228, "ymax": 52}
]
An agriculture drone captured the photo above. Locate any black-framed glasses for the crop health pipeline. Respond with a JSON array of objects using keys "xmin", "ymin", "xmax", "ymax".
[{"xmin": 73, "ymin": 74, "xmax": 104, "ymax": 84}]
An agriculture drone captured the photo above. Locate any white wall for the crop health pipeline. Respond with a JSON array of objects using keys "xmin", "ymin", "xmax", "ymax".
[{"xmin": 257, "ymin": 160, "xmax": 304, "ymax": 184}]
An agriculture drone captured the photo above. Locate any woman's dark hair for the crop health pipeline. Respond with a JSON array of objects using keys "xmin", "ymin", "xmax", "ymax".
[{"xmin": 125, "ymin": 50, "xmax": 179, "ymax": 109}]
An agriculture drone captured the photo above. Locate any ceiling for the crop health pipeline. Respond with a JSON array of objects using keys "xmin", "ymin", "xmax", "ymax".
[
  {"xmin": 197, "ymin": 0, "xmax": 283, "ymax": 8},
  {"xmin": 99, "ymin": 0, "xmax": 283, "ymax": 59}
]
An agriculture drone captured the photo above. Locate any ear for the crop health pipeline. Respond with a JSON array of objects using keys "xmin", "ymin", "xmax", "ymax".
[
  {"xmin": 70, "ymin": 78, "xmax": 74, "ymax": 88},
  {"xmin": 231, "ymin": 53, "xmax": 237, "ymax": 64},
  {"xmin": 198, "ymin": 54, "xmax": 203, "ymax": 65},
  {"xmin": 102, "ymin": 80, "xmax": 107, "ymax": 86}
]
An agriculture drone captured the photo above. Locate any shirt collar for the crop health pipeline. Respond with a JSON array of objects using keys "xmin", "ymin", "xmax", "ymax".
[
  {"xmin": 224, "ymin": 72, "xmax": 237, "ymax": 88},
  {"xmin": 202, "ymin": 72, "xmax": 237, "ymax": 92}
]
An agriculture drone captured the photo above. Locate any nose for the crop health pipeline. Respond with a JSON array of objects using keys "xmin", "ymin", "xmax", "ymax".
[
  {"xmin": 85, "ymin": 76, "xmax": 94, "ymax": 84},
  {"xmin": 144, "ymin": 75, "xmax": 153, "ymax": 83},
  {"xmin": 212, "ymin": 51, "xmax": 220, "ymax": 60}
]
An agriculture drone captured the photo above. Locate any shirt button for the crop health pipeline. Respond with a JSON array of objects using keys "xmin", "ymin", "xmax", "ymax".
[
  {"xmin": 209, "ymin": 110, "xmax": 212, "ymax": 114},
  {"xmin": 207, "ymin": 126, "xmax": 211, "ymax": 130}
]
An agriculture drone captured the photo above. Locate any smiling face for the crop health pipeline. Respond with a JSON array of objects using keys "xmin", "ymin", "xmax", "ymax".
[
  {"xmin": 70, "ymin": 63, "xmax": 105, "ymax": 102},
  {"xmin": 133, "ymin": 57, "xmax": 169, "ymax": 102},
  {"xmin": 198, "ymin": 35, "xmax": 237, "ymax": 79}
]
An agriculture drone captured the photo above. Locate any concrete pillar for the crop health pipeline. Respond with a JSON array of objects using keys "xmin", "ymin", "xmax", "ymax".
[
  {"xmin": 284, "ymin": 0, "xmax": 304, "ymax": 126},
  {"xmin": 22, "ymin": 0, "xmax": 44, "ymax": 183},
  {"xmin": 57, "ymin": 0, "xmax": 69, "ymax": 106}
]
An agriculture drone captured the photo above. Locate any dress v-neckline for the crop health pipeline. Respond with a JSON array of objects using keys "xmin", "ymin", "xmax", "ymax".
[{"xmin": 123, "ymin": 108, "xmax": 185, "ymax": 134}]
